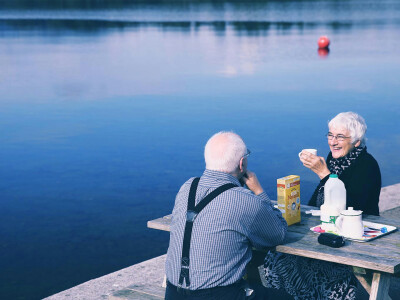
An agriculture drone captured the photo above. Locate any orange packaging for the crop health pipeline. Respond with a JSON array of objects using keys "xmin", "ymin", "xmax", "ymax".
[{"xmin": 277, "ymin": 175, "xmax": 301, "ymax": 226}]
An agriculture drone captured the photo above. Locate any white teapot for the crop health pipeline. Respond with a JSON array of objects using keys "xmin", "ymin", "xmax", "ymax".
[{"xmin": 335, "ymin": 207, "xmax": 364, "ymax": 239}]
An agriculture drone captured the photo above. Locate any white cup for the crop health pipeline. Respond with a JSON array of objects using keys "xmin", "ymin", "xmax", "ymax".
[{"xmin": 298, "ymin": 149, "xmax": 317, "ymax": 158}]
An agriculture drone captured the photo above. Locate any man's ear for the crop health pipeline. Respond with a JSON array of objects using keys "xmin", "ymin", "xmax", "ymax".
[
  {"xmin": 354, "ymin": 140, "xmax": 361, "ymax": 147},
  {"xmin": 239, "ymin": 157, "xmax": 244, "ymax": 172}
]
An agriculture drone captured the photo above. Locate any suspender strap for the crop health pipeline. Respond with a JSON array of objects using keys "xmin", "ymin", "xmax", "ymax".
[
  {"xmin": 178, "ymin": 177, "xmax": 200, "ymax": 287},
  {"xmin": 179, "ymin": 177, "xmax": 237, "ymax": 287},
  {"xmin": 193, "ymin": 183, "xmax": 237, "ymax": 213},
  {"xmin": 188, "ymin": 177, "xmax": 200, "ymax": 212}
]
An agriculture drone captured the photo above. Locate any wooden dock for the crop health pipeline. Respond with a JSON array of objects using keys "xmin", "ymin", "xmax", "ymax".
[{"xmin": 44, "ymin": 184, "xmax": 400, "ymax": 300}]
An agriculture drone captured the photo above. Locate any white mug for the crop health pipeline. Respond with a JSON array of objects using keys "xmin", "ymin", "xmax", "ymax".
[{"xmin": 298, "ymin": 148, "xmax": 317, "ymax": 158}]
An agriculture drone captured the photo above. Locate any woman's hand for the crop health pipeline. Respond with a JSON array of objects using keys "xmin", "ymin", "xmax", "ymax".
[{"xmin": 299, "ymin": 152, "xmax": 330, "ymax": 179}]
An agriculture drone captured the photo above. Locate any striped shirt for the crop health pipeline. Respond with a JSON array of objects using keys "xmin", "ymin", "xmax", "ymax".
[{"xmin": 165, "ymin": 169, "xmax": 288, "ymax": 290}]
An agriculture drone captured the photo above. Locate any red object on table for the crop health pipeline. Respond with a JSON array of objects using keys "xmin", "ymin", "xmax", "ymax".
[{"xmin": 318, "ymin": 36, "xmax": 330, "ymax": 49}]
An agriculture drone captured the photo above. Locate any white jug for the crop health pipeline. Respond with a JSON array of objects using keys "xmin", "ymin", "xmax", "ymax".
[
  {"xmin": 320, "ymin": 203, "xmax": 339, "ymax": 231},
  {"xmin": 335, "ymin": 207, "xmax": 364, "ymax": 239},
  {"xmin": 324, "ymin": 174, "xmax": 346, "ymax": 213}
]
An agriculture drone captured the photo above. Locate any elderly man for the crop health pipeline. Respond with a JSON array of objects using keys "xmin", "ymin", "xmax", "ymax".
[{"xmin": 165, "ymin": 131, "xmax": 287, "ymax": 300}]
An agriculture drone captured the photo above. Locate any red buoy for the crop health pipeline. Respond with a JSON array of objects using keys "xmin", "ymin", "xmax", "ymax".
[
  {"xmin": 318, "ymin": 48, "xmax": 329, "ymax": 58},
  {"xmin": 318, "ymin": 36, "xmax": 330, "ymax": 49}
]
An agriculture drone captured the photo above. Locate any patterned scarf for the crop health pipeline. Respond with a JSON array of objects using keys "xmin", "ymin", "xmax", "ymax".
[{"xmin": 315, "ymin": 145, "xmax": 366, "ymax": 207}]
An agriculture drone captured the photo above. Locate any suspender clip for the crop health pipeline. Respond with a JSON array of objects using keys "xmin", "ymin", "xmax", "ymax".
[{"xmin": 186, "ymin": 210, "xmax": 198, "ymax": 223}]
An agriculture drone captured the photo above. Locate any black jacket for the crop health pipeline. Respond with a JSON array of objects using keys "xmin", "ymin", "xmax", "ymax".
[{"xmin": 309, "ymin": 149, "xmax": 381, "ymax": 216}]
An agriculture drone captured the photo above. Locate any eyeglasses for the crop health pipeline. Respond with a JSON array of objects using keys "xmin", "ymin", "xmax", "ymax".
[
  {"xmin": 242, "ymin": 149, "xmax": 251, "ymax": 159},
  {"xmin": 326, "ymin": 133, "xmax": 351, "ymax": 142}
]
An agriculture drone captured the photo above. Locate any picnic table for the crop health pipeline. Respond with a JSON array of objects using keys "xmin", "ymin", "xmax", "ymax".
[{"xmin": 147, "ymin": 202, "xmax": 400, "ymax": 300}]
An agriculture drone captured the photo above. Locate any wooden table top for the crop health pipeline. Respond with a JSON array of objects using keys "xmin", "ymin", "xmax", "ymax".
[{"xmin": 147, "ymin": 203, "xmax": 400, "ymax": 274}]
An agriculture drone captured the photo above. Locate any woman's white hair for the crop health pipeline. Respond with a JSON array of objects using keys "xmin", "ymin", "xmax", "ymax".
[
  {"xmin": 204, "ymin": 131, "xmax": 247, "ymax": 174},
  {"xmin": 328, "ymin": 112, "xmax": 367, "ymax": 146}
]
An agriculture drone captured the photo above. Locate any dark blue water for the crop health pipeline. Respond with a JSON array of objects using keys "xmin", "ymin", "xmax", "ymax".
[{"xmin": 1, "ymin": 1, "xmax": 400, "ymax": 299}]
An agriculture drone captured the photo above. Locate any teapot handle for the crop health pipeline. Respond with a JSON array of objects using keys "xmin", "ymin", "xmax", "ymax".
[{"xmin": 335, "ymin": 215, "xmax": 343, "ymax": 235}]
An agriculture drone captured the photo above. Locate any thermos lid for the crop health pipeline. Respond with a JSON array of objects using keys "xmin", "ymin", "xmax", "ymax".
[{"xmin": 340, "ymin": 207, "xmax": 363, "ymax": 216}]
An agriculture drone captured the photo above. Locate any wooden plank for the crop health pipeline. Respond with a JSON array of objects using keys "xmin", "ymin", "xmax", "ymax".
[
  {"xmin": 279, "ymin": 214, "xmax": 400, "ymax": 273},
  {"xmin": 274, "ymin": 229, "xmax": 399, "ymax": 270},
  {"xmin": 275, "ymin": 246, "xmax": 397, "ymax": 273},
  {"xmin": 363, "ymin": 215, "xmax": 400, "ymax": 227},
  {"xmin": 288, "ymin": 213, "xmax": 399, "ymax": 250},
  {"xmin": 354, "ymin": 273, "xmax": 372, "ymax": 294},
  {"xmin": 297, "ymin": 230, "xmax": 400, "ymax": 255},
  {"xmin": 304, "ymin": 226, "xmax": 400, "ymax": 259},
  {"xmin": 353, "ymin": 270, "xmax": 393, "ymax": 300},
  {"xmin": 147, "ymin": 215, "xmax": 172, "ymax": 232},
  {"xmin": 110, "ymin": 286, "xmax": 164, "ymax": 300},
  {"xmin": 275, "ymin": 234, "xmax": 399, "ymax": 273},
  {"xmin": 369, "ymin": 272, "xmax": 392, "ymax": 300}
]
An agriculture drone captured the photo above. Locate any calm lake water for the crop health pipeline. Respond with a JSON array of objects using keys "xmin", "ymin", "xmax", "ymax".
[{"xmin": 1, "ymin": 1, "xmax": 400, "ymax": 299}]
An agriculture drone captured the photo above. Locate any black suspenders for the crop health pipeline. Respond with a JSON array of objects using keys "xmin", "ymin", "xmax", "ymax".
[{"xmin": 178, "ymin": 177, "xmax": 237, "ymax": 287}]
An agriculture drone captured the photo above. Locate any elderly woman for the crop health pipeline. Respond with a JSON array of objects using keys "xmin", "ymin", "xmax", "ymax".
[
  {"xmin": 263, "ymin": 112, "xmax": 381, "ymax": 300},
  {"xmin": 302, "ymin": 111, "xmax": 381, "ymax": 215}
]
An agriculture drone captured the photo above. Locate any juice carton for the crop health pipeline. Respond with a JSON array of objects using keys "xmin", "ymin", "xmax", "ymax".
[{"xmin": 277, "ymin": 175, "xmax": 301, "ymax": 226}]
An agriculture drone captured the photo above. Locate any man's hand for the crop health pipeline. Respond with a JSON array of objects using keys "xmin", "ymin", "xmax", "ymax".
[
  {"xmin": 242, "ymin": 171, "xmax": 264, "ymax": 195},
  {"xmin": 299, "ymin": 152, "xmax": 330, "ymax": 179}
]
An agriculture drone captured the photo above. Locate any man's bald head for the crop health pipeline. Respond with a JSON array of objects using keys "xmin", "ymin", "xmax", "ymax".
[{"xmin": 204, "ymin": 131, "xmax": 247, "ymax": 175}]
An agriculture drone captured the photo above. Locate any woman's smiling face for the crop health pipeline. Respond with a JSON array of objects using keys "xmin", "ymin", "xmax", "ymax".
[{"xmin": 328, "ymin": 127, "xmax": 360, "ymax": 159}]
